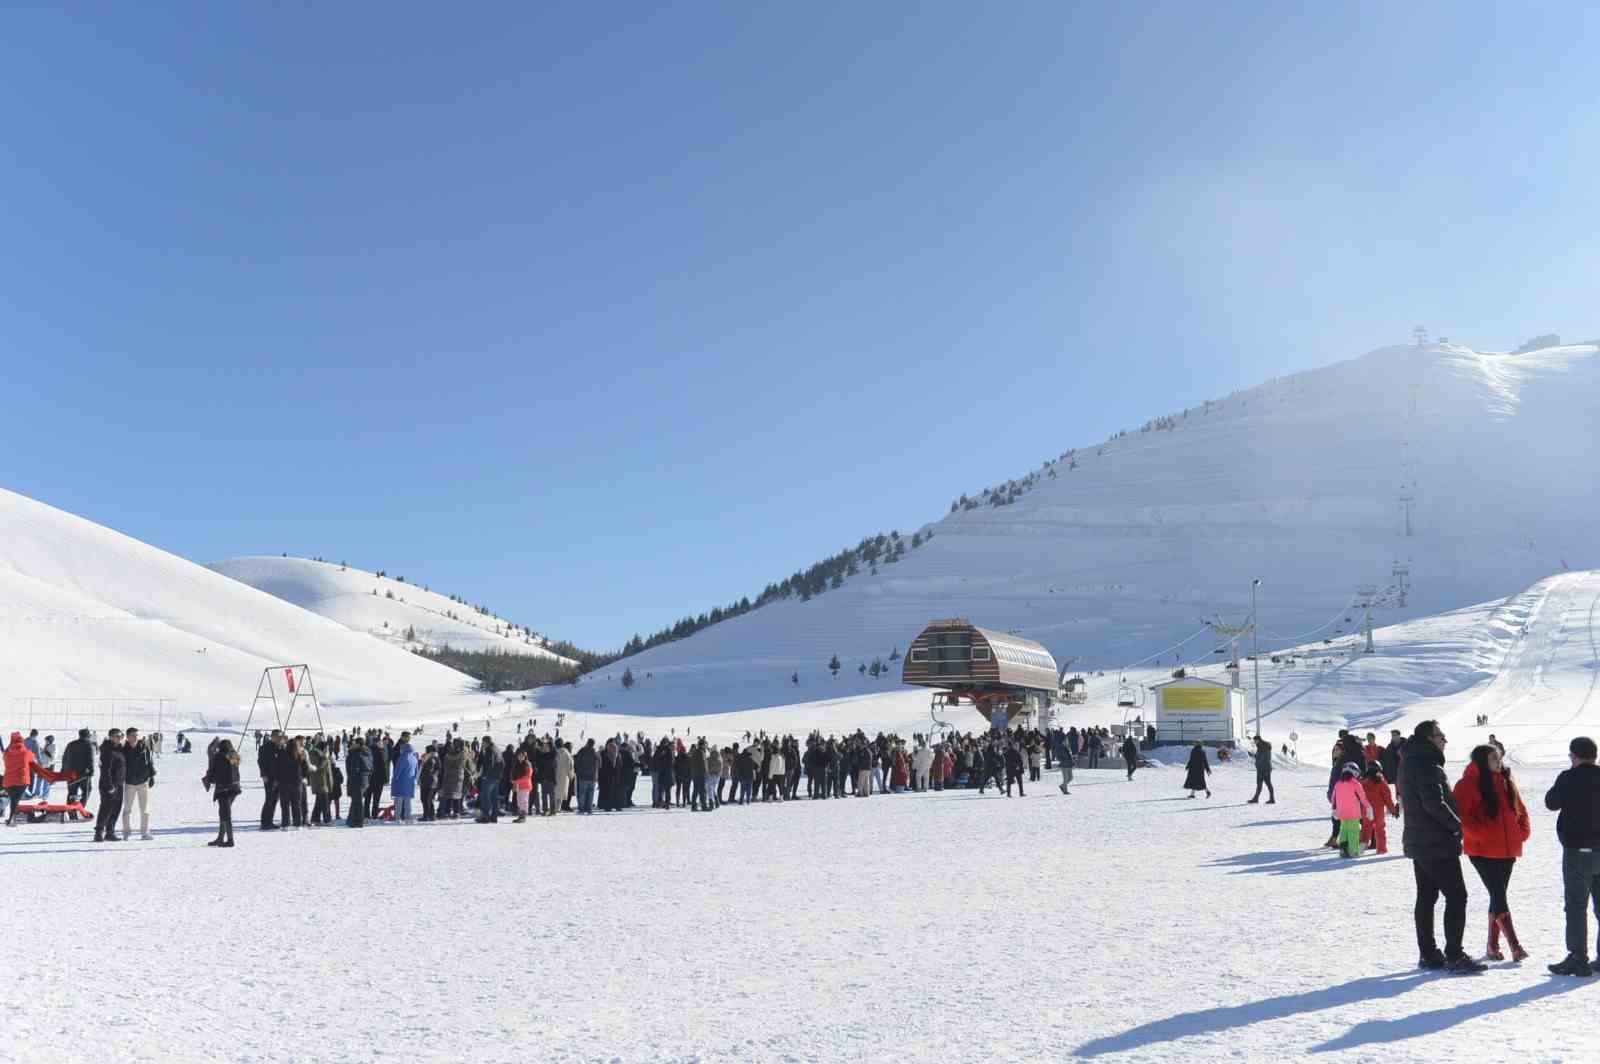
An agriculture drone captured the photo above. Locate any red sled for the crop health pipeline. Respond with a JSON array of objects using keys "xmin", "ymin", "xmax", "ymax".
[{"xmin": 13, "ymin": 801, "xmax": 92, "ymax": 824}]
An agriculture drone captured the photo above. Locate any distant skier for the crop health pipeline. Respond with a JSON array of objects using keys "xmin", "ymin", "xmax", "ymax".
[{"xmin": 1183, "ymin": 742, "xmax": 1211, "ymax": 799}]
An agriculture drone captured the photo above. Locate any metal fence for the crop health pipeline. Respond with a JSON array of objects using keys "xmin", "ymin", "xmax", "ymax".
[{"xmin": 8, "ymin": 697, "xmax": 179, "ymax": 737}]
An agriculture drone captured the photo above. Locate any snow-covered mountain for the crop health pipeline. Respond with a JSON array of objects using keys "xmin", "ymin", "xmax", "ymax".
[
  {"xmin": 568, "ymin": 341, "xmax": 1600, "ymax": 714},
  {"xmin": 0, "ymin": 488, "xmax": 477, "ymax": 723},
  {"xmin": 210, "ymin": 556, "xmax": 578, "ymax": 665}
]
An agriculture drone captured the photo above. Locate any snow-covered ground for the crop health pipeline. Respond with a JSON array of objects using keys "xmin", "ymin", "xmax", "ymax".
[
  {"xmin": 7, "ymin": 572, "xmax": 1599, "ymax": 1061},
  {"xmin": 8, "ymin": 748, "xmax": 1594, "ymax": 1062},
  {"xmin": 211, "ymin": 555, "xmax": 577, "ymax": 663}
]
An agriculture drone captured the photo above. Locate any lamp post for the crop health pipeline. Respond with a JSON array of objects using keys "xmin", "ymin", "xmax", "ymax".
[{"xmin": 1251, "ymin": 579, "xmax": 1262, "ymax": 739}]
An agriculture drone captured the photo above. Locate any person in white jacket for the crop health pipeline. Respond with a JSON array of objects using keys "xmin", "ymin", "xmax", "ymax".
[{"xmin": 912, "ymin": 744, "xmax": 934, "ymax": 792}]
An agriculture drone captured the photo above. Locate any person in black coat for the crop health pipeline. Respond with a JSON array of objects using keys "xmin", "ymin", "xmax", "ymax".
[
  {"xmin": 366, "ymin": 735, "xmax": 390, "ymax": 819},
  {"xmin": 1121, "ymin": 736, "xmax": 1140, "ymax": 781},
  {"xmin": 274, "ymin": 737, "xmax": 306, "ymax": 828},
  {"xmin": 203, "ymin": 739, "xmax": 242, "ymax": 847},
  {"xmin": 1544, "ymin": 735, "xmax": 1600, "ymax": 975},
  {"xmin": 652, "ymin": 741, "xmax": 674, "ymax": 808},
  {"xmin": 258, "ymin": 731, "xmax": 284, "ymax": 829},
  {"xmin": 620, "ymin": 742, "xmax": 638, "ymax": 807},
  {"xmin": 94, "ymin": 730, "xmax": 127, "ymax": 842},
  {"xmin": 345, "ymin": 738, "xmax": 372, "ymax": 828},
  {"xmin": 1381, "ymin": 730, "xmax": 1405, "ymax": 796},
  {"xmin": 62, "ymin": 729, "xmax": 95, "ymax": 809},
  {"xmin": 1003, "ymin": 741, "xmax": 1026, "ymax": 797},
  {"xmin": 1399, "ymin": 720, "xmax": 1482, "ymax": 972},
  {"xmin": 1248, "ymin": 736, "xmax": 1275, "ymax": 803},
  {"xmin": 1183, "ymin": 742, "xmax": 1211, "ymax": 798}
]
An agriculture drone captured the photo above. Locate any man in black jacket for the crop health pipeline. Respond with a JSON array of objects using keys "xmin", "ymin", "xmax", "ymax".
[
  {"xmin": 1545, "ymin": 735, "xmax": 1600, "ymax": 976},
  {"xmin": 121, "ymin": 728, "xmax": 157, "ymax": 840},
  {"xmin": 345, "ymin": 737, "xmax": 372, "ymax": 828},
  {"xmin": 1247, "ymin": 736, "xmax": 1275, "ymax": 803},
  {"xmin": 94, "ymin": 730, "xmax": 127, "ymax": 842},
  {"xmin": 366, "ymin": 734, "xmax": 390, "ymax": 819},
  {"xmin": 1380, "ymin": 730, "xmax": 1405, "ymax": 804},
  {"xmin": 258, "ymin": 731, "xmax": 284, "ymax": 829},
  {"xmin": 62, "ymin": 729, "xmax": 95, "ymax": 811},
  {"xmin": 1399, "ymin": 720, "xmax": 1484, "ymax": 973}
]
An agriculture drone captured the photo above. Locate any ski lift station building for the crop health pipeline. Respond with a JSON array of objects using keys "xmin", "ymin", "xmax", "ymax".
[
  {"xmin": 1150, "ymin": 675, "xmax": 1243, "ymax": 747},
  {"xmin": 901, "ymin": 618, "xmax": 1059, "ymax": 727}
]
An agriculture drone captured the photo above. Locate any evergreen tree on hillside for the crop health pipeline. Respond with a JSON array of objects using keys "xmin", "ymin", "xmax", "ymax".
[
  {"xmin": 829, "ymin": 654, "xmax": 840, "ymax": 677},
  {"xmin": 791, "ymin": 671, "xmax": 799, "ymax": 685},
  {"xmin": 622, "ymin": 668, "xmax": 635, "ymax": 690}
]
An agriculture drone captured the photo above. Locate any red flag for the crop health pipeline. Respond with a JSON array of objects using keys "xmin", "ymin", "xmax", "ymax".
[{"xmin": 285, "ymin": 667, "xmax": 296, "ymax": 693}]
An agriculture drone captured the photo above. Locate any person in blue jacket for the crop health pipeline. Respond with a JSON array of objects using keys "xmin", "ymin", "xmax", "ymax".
[{"xmin": 389, "ymin": 732, "xmax": 419, "ymax": 823}]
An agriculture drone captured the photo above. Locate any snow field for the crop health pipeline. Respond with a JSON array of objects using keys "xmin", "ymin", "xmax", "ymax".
[{"xmin": 7, "ymin": 752, "xmax": 1596, "ymax": 1063}]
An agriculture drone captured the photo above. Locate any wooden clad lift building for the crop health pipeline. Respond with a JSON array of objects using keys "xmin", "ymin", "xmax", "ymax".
[{"xmin": 902, "ymin": 618, "xmax": 1059, "ymax": 728}]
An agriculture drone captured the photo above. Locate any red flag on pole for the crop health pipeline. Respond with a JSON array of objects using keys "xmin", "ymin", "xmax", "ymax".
[{"xmin": 285, "ymin": 667, "xmax": 296, "ymax": 694}]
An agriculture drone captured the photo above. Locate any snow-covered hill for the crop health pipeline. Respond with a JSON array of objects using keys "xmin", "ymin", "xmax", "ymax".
[
  {"xmin": 0, "ymin": 489, "xmax": 478, "ymax": 725},
  {"xmin": 210, "ymin": 556, "xmax": 578, "ymax": 665},
  {"xmin": 566, "ymin": 341, "xmax": 1600, "ymax": 715}
]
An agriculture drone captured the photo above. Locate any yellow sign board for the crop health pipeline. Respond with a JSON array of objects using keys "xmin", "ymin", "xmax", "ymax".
[{"xmin": 1162, "ymin": 686, "xmax": 1226, "ymax": 713}]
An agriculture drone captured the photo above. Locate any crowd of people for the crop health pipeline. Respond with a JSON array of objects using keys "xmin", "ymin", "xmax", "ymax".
[
  {"xmin": 1312, "ymin": 720, "xmax": 1600, "ymax": 978},
  {"xmin": 13, "ymin": 712, "xmax": 1600, "ymax": 983}
]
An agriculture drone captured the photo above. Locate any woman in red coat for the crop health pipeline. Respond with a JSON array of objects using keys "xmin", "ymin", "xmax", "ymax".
[{"xmin": 1453, "ymin": 744, "xmax": 1532, "ymax": 961}]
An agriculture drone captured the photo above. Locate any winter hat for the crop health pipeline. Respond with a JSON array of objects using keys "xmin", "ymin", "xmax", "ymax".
[
  {"xmin": 79, "ymin": 728, "xmax": 91, "ymax": 740},
  {"xmin": 1341, "ymin": 762, "xmax": 1361, "ymax": 778},
  {"xmin": 1363, "ymin": 762, "xmax": 1385, "ymax": 780}
]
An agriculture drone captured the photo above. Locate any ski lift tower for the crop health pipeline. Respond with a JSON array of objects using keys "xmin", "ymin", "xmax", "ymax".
[
  {"xmin": 1203, "ymin": 614, "xmax": 1255, "ymax": 687},
  {"xmin": 1356, "ymin": 586, "xmax": 1379, "ymax": 654}
]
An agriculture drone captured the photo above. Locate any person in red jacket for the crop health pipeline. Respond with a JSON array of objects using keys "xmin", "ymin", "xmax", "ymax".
[
  {"xmin": 1361, "ymin": 763, "xmax": 1399, "ymax": 853},
  {"xmin": 510, "ymin": 749, "xmax": 534, "ymax": 823},
  {"xmin": 4, "ymin": 731, "xmax": 74, "ymax": 826},
  {"xmin": 1453, "ymin": 744, "xmax": 1532, "ymax": 961}
]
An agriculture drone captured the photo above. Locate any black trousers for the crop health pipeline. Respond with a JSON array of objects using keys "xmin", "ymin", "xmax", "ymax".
[
  {"xmin": 311, "ymin": 793, "xmax": 330, "ymax": 825},
  {"xmin": 691, "ymin": 776, "xmax": 707, "ymax": 809},
  {"xmin": 1252, "ymin": 771, "xmax": 1275, "ymax": 801},
  {"xmin": 421, "ymin": 787, "xmax": 436, "ymax": 820},
  {"xmin": 1468, "ymin": 855, "xmax": 1516, "ymax": 913},
  {"xmin": 4, "ymin": 786, "xmax": 25, "ymax": 825},
  {"xmin": 217, "ymin": 793, "xmax": 235, "ymax": 841},
  {"xmin": 67, "ymin": 778, "xmax": 91, "ymax": 807},
  {"xmin": 1030, "ymin": 765, "xmax": 1041, "ymax": 782},
  {"xmin": 347, "ymin": 787, "xmax": 367, "ymax": 826},
  {"xmin": 1006, "ymin": 770, "xmax": 1025, "ymax": 796},
  {"xmin": 274, "ymin": 787, "xmax": 297, "ymax": 827},
  {"xmin": 260, "ymin": 781, "xmax": 278, "ymax": 828},
  {"xmin": 1562, "ymin": 847, "xmax": 1600, "ymax": 960},
  {"xmin": 96, "ymin": 786, "xmax": 124, "ymax": 837},
  {"xmin": 1125, "ymin": 758, "xmax": 1137, "ymax": 780},
  {"xmin": 366, "ymin": 781, "xmax": 385, "ymax": 818},
  {"xmin": 1413, "ymin": 856, "xmax": 1468, "ymax": 956}
]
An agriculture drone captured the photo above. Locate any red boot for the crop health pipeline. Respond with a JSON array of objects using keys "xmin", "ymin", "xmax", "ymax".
[
  {"xmin": 1485, "ymin": 913, "xmax": 1504, "ymax": 961},
  {"xmin": 1497, "ymin": 912, "xmax": 1528, "ymax": 962}
]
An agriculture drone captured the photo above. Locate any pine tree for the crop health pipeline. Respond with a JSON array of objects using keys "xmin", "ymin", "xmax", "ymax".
[
  {"xmin": 791, "ymin": 671, "xmax": 799, "ymax": 685},
  {"xmin": 622, "ymin": 668, "xmax": 635, "ymax": 690},
  {"xmin": 889, "ymin": 645, "xmax": 901, "ymax": 662},
  {"xmin": 829, "ymin": 654, "xmax": 841, "ymax": 677}
]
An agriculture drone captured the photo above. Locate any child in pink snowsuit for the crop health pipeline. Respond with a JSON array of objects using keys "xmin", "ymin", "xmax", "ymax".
[{"xmin": 1330, "ymin": 763, "xmax": 1373, "ymax": 858}]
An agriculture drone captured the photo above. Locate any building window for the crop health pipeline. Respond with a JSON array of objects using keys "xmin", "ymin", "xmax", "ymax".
[
  {"xmin": 910, "ymin": 648, "xmax": 928, "ymax": 662},
  {"xmin": 972, "ymin": 646, "xmax": 991, "ymax": 661}
]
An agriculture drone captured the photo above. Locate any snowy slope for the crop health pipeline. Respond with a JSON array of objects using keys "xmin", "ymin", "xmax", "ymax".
[
  {"xmin": 574, "ymin": 341, "xmax": 1600, "ymax": 714},
  {"xmin": 210, "ymin": 555, "xmax": 578, "ymax": 664},
  {"xmin": 0, "ymin": 488, "xmax": 477, "ymax": 723}
]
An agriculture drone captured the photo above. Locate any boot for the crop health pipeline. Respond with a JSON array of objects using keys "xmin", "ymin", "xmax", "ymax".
[
  {"xmin": 1485, "ymin": 913, "xmax": 1504, "ymax": 961},
  {"xmin": 1497, "ymin": 911, "xmax": 1528, "ymax": 961}
]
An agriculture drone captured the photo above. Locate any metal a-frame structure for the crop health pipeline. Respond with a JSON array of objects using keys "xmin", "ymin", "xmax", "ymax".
[{"xmin": 238, "ymin": 664, "xmax": 326, "ymax": 743}]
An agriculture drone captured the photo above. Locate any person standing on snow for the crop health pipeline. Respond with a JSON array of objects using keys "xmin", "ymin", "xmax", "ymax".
[
  {"xmin": 1183, "ymin": 742, "xmax": 1211, "ymax": 798},
  {"xmin": 476, "ymin": 736, "xmax": 503, "ymax": 822},
  {"xmin": 510, "ymin": 748, "xmax": 533, "ymax": 822},
  {"xmin": 1362, "ymin": 764, "xmax": 1398, "ymax": 854},
  {"xmin": 257, "ymin": 730, "xmax": 283, "ymax": 830},
  {"xmin": 365, "ymin": 732, "xmax": 390, "ymax": 820},
  {"xmin": 1543, "ymin": 736, "xmax": 1600, "ymax": 976},
  {"xmin": 1331, "ymin": 763, "xmax": 1373, "ymax": 858},
  {"xmin": 573, "ymin": 738, "xmax": 598, "ymax": 815},
  {"xmin": 1121, "ymin": 735, "xmax": 1140, "ymax": 781},
  {"xmin": 1400, "ymin": 720, "xmax": 1485, "ymax": 973},
  {"xmin": 94, "ymin": 729, "xmax": 127, "ymax": 842},
  {"xmin": 121, "ymin": 727, "xmax": 157, "ymax": 840},
  {"xmin": 389, "ymin": 733, "xmax": 419, "ymax": 823},
  {"xmin": 1454, "ymin": 744, "xmax": 1530, "ymax": 962},
  {"xmin": 554, "ymin": 739, "xmax": 575, "ymax": 815},
  {"xmin": 4, "ymin": 731, "xmax": 40, "ymax": 825},
  {"xmin": 202, "ymin": 739, "xmax": 241, "ymax": 847},
  {"xmin": 62, "ymin": 728, "xmax": 94, "ymax": 812},
  {"xmin": 344, "ymin": 736, "xmax": 372, "ymax": 828}
]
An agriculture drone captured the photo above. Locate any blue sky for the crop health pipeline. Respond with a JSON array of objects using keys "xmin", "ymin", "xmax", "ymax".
[{"xmin": 3, "ymin": 2, "xmax": 1596, "ymax": 650}]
